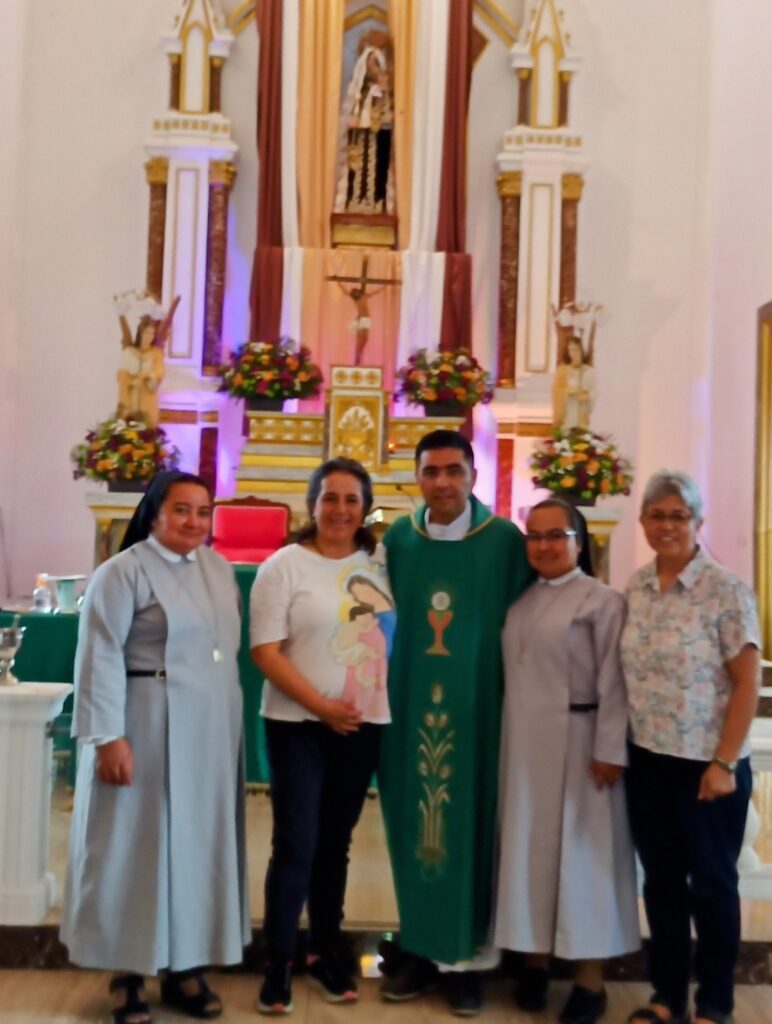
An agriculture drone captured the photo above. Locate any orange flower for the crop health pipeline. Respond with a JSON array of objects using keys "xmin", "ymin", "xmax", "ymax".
[
  {"xmin": 560, "ymin": 476, "xmax": 577, "ymax": 489},
  {"xmin": 119, "ymin": 444, "xmax": 133, "ymax": 456},
  {"xmin": 298, "ymin": 371, "xmax": 310, "ymax": 382},
  {"xmin": 600, "ymin": 479, "xmax": 611, "ymax": 494},
  {"xmin": 559, "ymin": 455, "xmax": 575, "ymax": 468},
  {"xmin": 573, "ymin": 452, "xmax": 588, "ymax": 463},
  {"xmin": 587, "ymin": 460, "xmax": 600, "ymax": 474},
  {"xmin": 423, "ymin": 388, "xmax": 437, "ymax": 401}
]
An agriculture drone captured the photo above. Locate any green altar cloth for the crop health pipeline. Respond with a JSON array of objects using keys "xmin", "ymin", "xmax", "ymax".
[{"xmin": 1, "ymin": 562, "xmax": 269, "ymax": 783}]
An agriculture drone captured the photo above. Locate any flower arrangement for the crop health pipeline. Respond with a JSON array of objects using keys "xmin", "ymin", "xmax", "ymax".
[
  {"xmin": 396, "ymin": 347, "xmax": 494, "ymax": 408},
  {"xmin": 218, "ymin": 337, "xmax": 323, "ymax": 400},
  {"xmin": 71, "ymin": 417, "xmax": 180, "ymax": 483},
  {"xmin": 529, "ymin": 428, "xmax": 633, "ymax": 502}
]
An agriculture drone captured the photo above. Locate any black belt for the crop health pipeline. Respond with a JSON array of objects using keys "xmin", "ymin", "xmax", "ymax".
[
  {"xmin": 569, "ymin": 702, "xmax": 598, "ymax": 713},
  {"xmin": 126, "ymin": 669, "xmax": 166, "ymax": 679}
]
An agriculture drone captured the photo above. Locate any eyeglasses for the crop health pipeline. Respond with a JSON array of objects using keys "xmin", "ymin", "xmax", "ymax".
[
  {"xmin": 642, "ymin": 511, "xmax": 693, "ymax": 524},
  {"xmin": 525, "ymin": 529, "xmax": 577, "ymax": 544}
]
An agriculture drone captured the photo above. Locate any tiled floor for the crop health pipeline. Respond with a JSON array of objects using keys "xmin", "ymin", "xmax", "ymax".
[{"xmin": 0, "ymin": 970, "xmax": 770, "ymax": 1024}]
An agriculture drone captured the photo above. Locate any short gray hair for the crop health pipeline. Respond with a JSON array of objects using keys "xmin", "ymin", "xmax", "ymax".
[{"xmin": 640, "ymin": 469, "xmax": 703, "ymax": 521}]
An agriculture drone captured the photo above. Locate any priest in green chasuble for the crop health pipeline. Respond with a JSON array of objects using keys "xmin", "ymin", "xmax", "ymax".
[{"xmin": 378, "ymin": 430, "xmax": 531, "ymax": 1014}]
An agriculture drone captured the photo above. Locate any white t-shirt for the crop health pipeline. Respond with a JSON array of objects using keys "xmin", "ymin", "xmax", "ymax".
[{"xmin": 249, "ymin": 543, "xmax": 395, "ymax": 724}]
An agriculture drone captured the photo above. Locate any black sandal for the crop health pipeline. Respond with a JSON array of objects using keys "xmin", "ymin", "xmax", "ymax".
[
  {"xmin": 160, "ymin": 968, "xmax": 223, "ymax": 1020},
  {"xmin": 108, "ymin": 974, "xmax": 151, "ymax": 1024}
]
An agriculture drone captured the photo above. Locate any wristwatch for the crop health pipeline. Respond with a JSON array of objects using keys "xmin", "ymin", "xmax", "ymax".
[{"xmin": 711, "ymin": 756, "xmax": 737, "ymax": 775}]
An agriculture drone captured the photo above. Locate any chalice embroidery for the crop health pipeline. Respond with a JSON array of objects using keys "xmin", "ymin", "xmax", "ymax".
[{"xmin": 427, "ymin": 591, "xmax": 453, "ymax": 656}]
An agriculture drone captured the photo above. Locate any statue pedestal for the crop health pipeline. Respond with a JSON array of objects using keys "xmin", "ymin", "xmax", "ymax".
[
  {"xmin": 582, "ymin": 506, "xmax": 622, "ymax": 584},
  {"xmin": 0, "ymin": 683, "xmax": 73, "ymax": 924},
  {"xmin": 85, "ymin": 491, "xmax": 142, "ymax": 565}
]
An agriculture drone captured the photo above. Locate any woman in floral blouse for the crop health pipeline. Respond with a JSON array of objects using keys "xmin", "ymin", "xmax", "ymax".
[{"xmin": 621, "ymin": 470, "xmax": 760, "ymax": 1024}]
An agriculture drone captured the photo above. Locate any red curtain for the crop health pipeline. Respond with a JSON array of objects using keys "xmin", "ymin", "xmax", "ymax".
[
  {"xmin": 249, "ymin": 0, "xmax": 284, "ymax": 340},
  {"xmin": 436, "ymin": 0, "xmax": 474, "ymax": 352}
]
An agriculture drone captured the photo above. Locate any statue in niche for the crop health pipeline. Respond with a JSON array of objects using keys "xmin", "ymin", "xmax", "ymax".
[
  {"xmin": 333, "ymin": 32, "xmax": 395, "ymax": 216},
  {"xmin": 115, "ymin": 291, "xmax": 180, "ymax": 427},
  {"xmin": 551, "ymin": 303, "xmax": 602, "ymax": 430}
]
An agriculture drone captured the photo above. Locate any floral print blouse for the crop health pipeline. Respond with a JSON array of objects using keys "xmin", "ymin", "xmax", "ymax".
[{"xmin": 621, "ymin": 549, "xmax": 760, "ymax": 761}]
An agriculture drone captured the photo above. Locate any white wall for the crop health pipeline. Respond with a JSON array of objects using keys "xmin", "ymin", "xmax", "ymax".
[
  {"xmin": 0, "ymin": 0, "xmax": 31, "ymax": 599},
  {"xmin": 705, "ymin": 1, "xmax": 772, "ymax": 582},
  {"xmin": 3, "ymin": 0, "xmax": 765, "ymax": 594},
  {"xmin": 570, "ymin": 0, "xmax": 713, "ymax": 585}
]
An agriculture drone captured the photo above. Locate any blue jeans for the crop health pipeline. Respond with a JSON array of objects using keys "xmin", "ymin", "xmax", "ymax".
[
  {"xmin": 262, "ymin": 719, "xmax": 382, "ymax": 961},
  {"xmin": 626, "ymin": 743, "xmax": 752, "ymax": 1019}
]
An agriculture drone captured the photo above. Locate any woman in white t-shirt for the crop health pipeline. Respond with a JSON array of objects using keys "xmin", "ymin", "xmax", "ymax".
[{"xmin": 249, "ymin": 457, "xmax": 395, "ymax": 1015}]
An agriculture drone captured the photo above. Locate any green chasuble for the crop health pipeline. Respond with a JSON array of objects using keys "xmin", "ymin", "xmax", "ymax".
[{"xmin": 379, "ymin": 497, "xmax": 531, "ymax": 964}]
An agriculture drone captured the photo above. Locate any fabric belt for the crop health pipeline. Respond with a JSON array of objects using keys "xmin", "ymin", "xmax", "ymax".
[
  {"xmin": 569, "ymin": 702, "xmax": 598, "ymax": 713},
  {"xmin": 126, "ymin": 669, "xmax": 166, "ymax": 679}
]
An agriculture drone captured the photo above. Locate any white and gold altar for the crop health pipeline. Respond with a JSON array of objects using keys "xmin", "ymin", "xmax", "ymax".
[{"xmin": 2, "ymin": 2, "xmax": 772, "ymax": 1005}]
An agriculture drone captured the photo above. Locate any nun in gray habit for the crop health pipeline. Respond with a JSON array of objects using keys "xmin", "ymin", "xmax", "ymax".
[
  {"xmin": 494, "ymin": 499, "xmax": 639, "ymax": 1024},
  {"xmin": 62, "ymin": 471, "xmax": 250, "ymax": 1023}
]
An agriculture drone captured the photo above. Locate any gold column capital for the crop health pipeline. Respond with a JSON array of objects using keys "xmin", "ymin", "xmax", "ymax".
[
  {"xmin": 168, "ymin": 53, "xmax": 181, "ymax": 65},
  {"xmin": 145, "ymin": 157, "xmax": 169, "ymax": 185},
  {"xmin": 209, "ymin": 160, "xmax": 237, "ymax": 188},
  {"xmin": 517, "ymin": 68, "xmax": 530, "ymax": 80},
  {"xmin": 559, "ymin": 71, "xmax": 573, "ymax": 83},
  {"xmin": 562, "ymin": 173, "xmax": 584, "ymax": 201},
  {"xmin": 211, "ymin": 56, "xmax": 225, "ymax": 68},
  {"xmin": 497, "ymin": 171, "xmax": 523, "ymax": 198}
]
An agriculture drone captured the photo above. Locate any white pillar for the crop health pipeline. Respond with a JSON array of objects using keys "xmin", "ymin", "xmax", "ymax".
[{"xmin": 0, "ymin": 683, "xmax": 72, "ymax": 924}]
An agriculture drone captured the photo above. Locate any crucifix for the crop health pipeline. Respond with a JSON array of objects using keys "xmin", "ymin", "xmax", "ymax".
[{"xmin": 326, "ymin": 255, "xmax": 401, "ymax": 365}]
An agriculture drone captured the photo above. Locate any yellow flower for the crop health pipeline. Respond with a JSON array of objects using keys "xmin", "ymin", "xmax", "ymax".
[
  {"xmin": 560, "ymin": 476, "xmax": 577, "ymax": 489},
  {"xmin": 438, "ymin": 364, "xmax": 454, "ymax": 374},
  {"xmin": 573, "ymin": 442, "xmax": 589, "ymax": 452},
  {"xmin": 124, "ymin": 430, "xmax": 138, "ymax": 442}
]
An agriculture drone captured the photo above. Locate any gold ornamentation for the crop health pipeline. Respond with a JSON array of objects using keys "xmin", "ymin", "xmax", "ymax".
[
  {"xmin": 209, "ymin": 160, "xmax": 237, "ymax": 188},
  {"xmin": 247, "ymin": 413, "xmax": 325, "ymax": 445},
  {"xmin": 756, "ymin": 309, "xmax": 772, "ymax": 656},
  {"xmin": 497, "ymin": 171, "xmax": 523, "ymax": 198},
  {"xmin": 145, "ymin": 157, "xmax": 169, "ymax": 186},
  {"xmin": 159, "ymin": 409, "xmax": 198, "ymax": 425},
  {"xmin": 417, "ymin": 684, "xmax": 455, "ymax": 873},
  {"xmin": 334, "ymin": 403, "xmax": 377, "ymax": 467},
  {"xmin": 562, "ymin": 173, "xmax": 584, "ymax": 201}
]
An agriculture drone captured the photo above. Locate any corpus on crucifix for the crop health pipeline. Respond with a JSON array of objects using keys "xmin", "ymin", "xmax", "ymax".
[{"xmin": 326, "ymin": 254, "xmax": 401, "ymax": 365}]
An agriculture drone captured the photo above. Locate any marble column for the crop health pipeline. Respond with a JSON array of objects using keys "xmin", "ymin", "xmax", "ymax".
[
  {"xmin": 202, "ymin": 160, "xmax": 237, "ymax": 376},
  {"xmin": 496, "ymin": 171, "xmax": 522, "ymax": 387},
  {"xmin": 559, "ymin": 173, "xmax": 583, "ymax": 308},
  {"xmin": 0, "ymin": 683, "xmax": 72, "ymax": 924},
  {"xmin": 145, "ymin": 157, "xmax": 169, "ymax": 301}
]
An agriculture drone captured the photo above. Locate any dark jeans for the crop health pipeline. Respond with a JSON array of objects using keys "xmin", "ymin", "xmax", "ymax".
[
  {"xmin": 263, "ymin": 719, "xmax": 382, "ymax": 962},
  {"xmin": 626, "ymin": 743, "xmax": 752, "ymax": 1019}
]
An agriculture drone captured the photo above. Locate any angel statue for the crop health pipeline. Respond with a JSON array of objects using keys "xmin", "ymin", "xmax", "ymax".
[
  {"xmin": 551, "ymin": 302, "xmax": 603, "ymax": 431},
  {"xmin": 333, "ymin": 32, "xmax": 395, "ymax": 216},
  {"xmin": 114, "ymin": 290, "xmax": 180, "ymax": 428}
]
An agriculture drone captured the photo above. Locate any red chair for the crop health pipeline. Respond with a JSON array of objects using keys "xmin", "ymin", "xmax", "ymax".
[{"xmin": 211, "ymin": 498, "xmax": 291, "ymax": 564}]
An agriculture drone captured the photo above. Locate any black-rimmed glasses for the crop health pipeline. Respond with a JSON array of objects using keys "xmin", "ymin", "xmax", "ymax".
[{"xmin": 525, "ymin": 529, "xmax": 577, "ymax": 544}]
